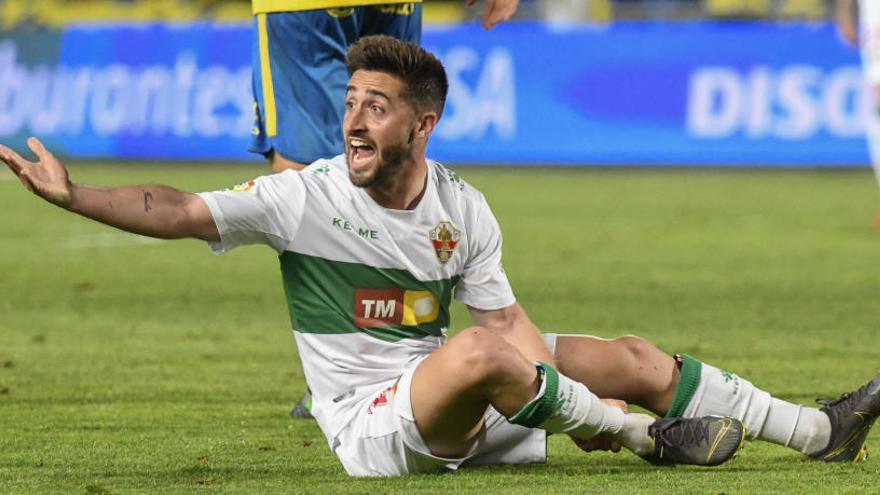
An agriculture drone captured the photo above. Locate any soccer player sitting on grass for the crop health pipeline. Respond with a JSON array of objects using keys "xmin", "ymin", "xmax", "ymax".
[
  {"xmin": 250, "ymin": 0, "xmax": 523, "ymax": 418},
  {"xmin": 3, "ymin": 36, "xmax": 879, "ymax": 476}
]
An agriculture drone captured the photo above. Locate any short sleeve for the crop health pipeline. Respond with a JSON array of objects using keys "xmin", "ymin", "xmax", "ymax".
[
  {"xmin": 454, "ymin": 195, "xmax": 516, "ymax": 310},
  {"xmin": 197, "ymin": 170, "xmax": 307, "ymax": 254}
]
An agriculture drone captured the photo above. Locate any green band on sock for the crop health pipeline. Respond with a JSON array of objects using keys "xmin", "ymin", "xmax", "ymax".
[
  {"xmin": 666, "ymin": 354, "xmax": 702, "ymax": 418},
  {"xmin": 508, "ymin": 362, "xmax": 561, "ymax": 428}
]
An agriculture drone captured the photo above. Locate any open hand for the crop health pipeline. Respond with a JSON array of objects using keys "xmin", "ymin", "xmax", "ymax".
[
  {"xmin": 0, "ymin": 137, "xmax": 72, "ymax": 208},
  {"xmin": 466, "ymin": 0, "xmax": 519, "ymax": 30}
]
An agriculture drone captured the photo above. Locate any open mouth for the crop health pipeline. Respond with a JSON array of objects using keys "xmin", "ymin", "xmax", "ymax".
[{"xmin": 349, "ymin": 137, "xmax": 376, "ymax": 168}]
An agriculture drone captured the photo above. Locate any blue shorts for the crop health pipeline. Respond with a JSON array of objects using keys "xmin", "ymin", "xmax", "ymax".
[{"xmin": 250, "ymin": 5, "xmax": 422, "ymax": 164}]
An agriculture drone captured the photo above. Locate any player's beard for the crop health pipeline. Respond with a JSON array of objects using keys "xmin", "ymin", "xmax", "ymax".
[{"xmin": 348, "ymin": 132, "xmax": 412, "ymax": 190}]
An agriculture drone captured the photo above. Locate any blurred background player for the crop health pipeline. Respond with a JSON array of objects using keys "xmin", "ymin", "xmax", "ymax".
[
  {"xmin": 251, "ymin": 0, "xmax": 519, "ymax": 174},
  {"xmin": 249, "ymin": 0, "xmax": 521, "ymax": 417},
  {"xmin": 835, "ymin": 0, "xmax": 880, "ymax": 229}
]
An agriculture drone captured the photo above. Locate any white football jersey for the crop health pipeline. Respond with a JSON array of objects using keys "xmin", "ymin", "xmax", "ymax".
[{"xmin": 198, "ymin": 154, "xmax": 515, "ymax": 442}]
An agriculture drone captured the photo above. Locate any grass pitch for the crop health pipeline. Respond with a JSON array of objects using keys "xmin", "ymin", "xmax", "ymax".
[{"xmin": 1, "ymin": 163, "xmax": 879, "ymax": 494}]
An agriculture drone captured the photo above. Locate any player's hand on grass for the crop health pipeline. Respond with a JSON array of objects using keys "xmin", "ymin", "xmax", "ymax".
[
  {"xmin": 467, "ymin": 0, "xmax": 519, "ymax": 30},
  {"xmin": 571, "ymin": 399, "xmax": 628, "ymax": 454},
  {"xmin": 0, "ymin": 137, "xmax": 73, "ymax": 208}
]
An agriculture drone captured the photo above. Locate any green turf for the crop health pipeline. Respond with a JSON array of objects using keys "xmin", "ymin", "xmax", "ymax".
[{"xmin": 1, "ymin": 163, "xmax": 879, "ymax": 493}]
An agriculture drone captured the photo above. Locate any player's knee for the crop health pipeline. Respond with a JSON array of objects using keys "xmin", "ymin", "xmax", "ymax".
[
  {"xmin": 449, "ymin": 327, "xmax": 510, "ymax": 384},
  {"xmin": 615, "ymin": 335, "xmax": 676, "ymax": 397},
  {"xmin": 612, "ymin": 335, "xmax": 669, "ymax": 382},
  {"xmin": 614, "ymin": 335, "xmax": 657, "ymax": 363}
]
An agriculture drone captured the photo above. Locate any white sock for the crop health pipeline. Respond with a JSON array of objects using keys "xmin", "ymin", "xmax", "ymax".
[
  {"xmin": 762, "ymin": 399, "xmax": 831, "ymax": 455},
  {"xmin": 673, "ymin": 356, "xmax": 830, "ymax": 453},
  {"xmin": 616, "ymin": 413, "xmax": 655, "ymax": 456},
  {"xmin": 677, "ymin": 359, "xmax": 772, "ymax": 440},
  {"xmin": 509, "ymin": 364, "xmax": 656, "ymax": 455},
  {"xmin": 540, "ymin": 371, "xmax": 626, "ymax": 439},
  {"xmin": 543, "ymin": 373, "xmax": 658, "ymax": 454}
]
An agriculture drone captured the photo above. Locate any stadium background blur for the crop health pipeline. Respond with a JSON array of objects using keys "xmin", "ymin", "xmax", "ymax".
[
  {"xmin": 0, "ymin": 0, "xmax": 869, "ymax": 167},
  {"xmin": 0, "ymin": 0, "xmax": 836, "ymax": 28}
]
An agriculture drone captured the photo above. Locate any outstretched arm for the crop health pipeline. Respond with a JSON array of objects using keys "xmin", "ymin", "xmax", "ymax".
[{"xmin": 1, "ymin": 137, "xmax": 219, "ymax": 242}]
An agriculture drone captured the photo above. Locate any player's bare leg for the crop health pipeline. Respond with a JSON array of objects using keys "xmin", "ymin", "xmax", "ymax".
[
  {"xmin": 409, "ymin": 327, "xmax": 743, "ymax": 465},
  {"xmin": 551, "ymin": 333, "xmax": 880, "ymax": 463},
  {"xmin": 554, "ymin": 335, "xmax": 678, "ymax": 415},
  {"xmin": 268, "ymin": 150, "xmax": 307, "ymax": 173},
  {"xmin": 409, "ymin": 327, "xmax": 544, "ymax": 457}
]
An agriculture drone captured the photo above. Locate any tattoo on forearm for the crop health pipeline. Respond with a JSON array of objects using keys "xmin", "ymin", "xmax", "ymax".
[{"xmin": 143, "ymin": 191, "xmax": 153, "ymax": 212}]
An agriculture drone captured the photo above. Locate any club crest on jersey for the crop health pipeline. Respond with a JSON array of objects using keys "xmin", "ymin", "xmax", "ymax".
[
  {"xmin": 429, "ymin": 221, "xmax": 461, "ymax": 264},
  {"xmin": 367, "ymin": 380, "xmax": 399, "ymax": 415}
]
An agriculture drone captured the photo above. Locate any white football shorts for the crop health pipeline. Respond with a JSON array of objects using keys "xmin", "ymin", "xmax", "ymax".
[{"xmin": 332, "ymin": 333, "xmax": 559, "ymax": 477}]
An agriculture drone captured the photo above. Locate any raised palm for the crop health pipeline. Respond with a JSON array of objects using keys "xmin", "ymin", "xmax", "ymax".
[{"xmin": 0, "ymin": 137, "xmax": 72, "ymax": 207}]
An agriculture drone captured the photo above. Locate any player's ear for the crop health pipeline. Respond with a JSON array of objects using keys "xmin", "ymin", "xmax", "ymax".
[{"xmin": 414, "ymin": 111, "xmax": 439, "ymax": 139}]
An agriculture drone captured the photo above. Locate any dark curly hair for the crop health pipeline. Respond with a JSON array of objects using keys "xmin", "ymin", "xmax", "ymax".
[{"xmin": 346, "ymin": 35, "xmax": 448, "ymax": 117}]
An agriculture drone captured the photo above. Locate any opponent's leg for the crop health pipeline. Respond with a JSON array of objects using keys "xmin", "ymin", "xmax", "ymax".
[
  {"xmin": 268, "ymin": 150, "xmax": 307, "ymax": 173},
  {"xmin": 250, "ymin": 11, "xmax": 350, "ymax": 169}
]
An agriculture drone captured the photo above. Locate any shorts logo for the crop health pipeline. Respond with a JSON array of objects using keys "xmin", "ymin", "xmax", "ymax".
[
  {"xmin": 367, "ymin": 380, "xmax": 399, "ymax": 415},
  {"xmin": 372, "ymin": 4, "xmax": 415, "ymax": 15},
  {"xmin": 251, "ymin": 101, "xmax": 261, "ymax": 136},
  {"xmin": 354, "ymin": 288, "xmax": 439, "ymax": 328},
  {"xmin": 326, "ymin": 7, "xmax": 354, "ymax": 17},
  {"xmin": 228, "ymin": 180, "xmax": 256, "ymax": 193},
  {"xmin": 429, "ymin": 221, "xmax": 461, "ymax": 264}
]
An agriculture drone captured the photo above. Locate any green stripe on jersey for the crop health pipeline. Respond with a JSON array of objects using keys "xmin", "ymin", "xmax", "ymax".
[{"xmin": 279, "ymin": 251, "xmax": 459, "ymax": 342}]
